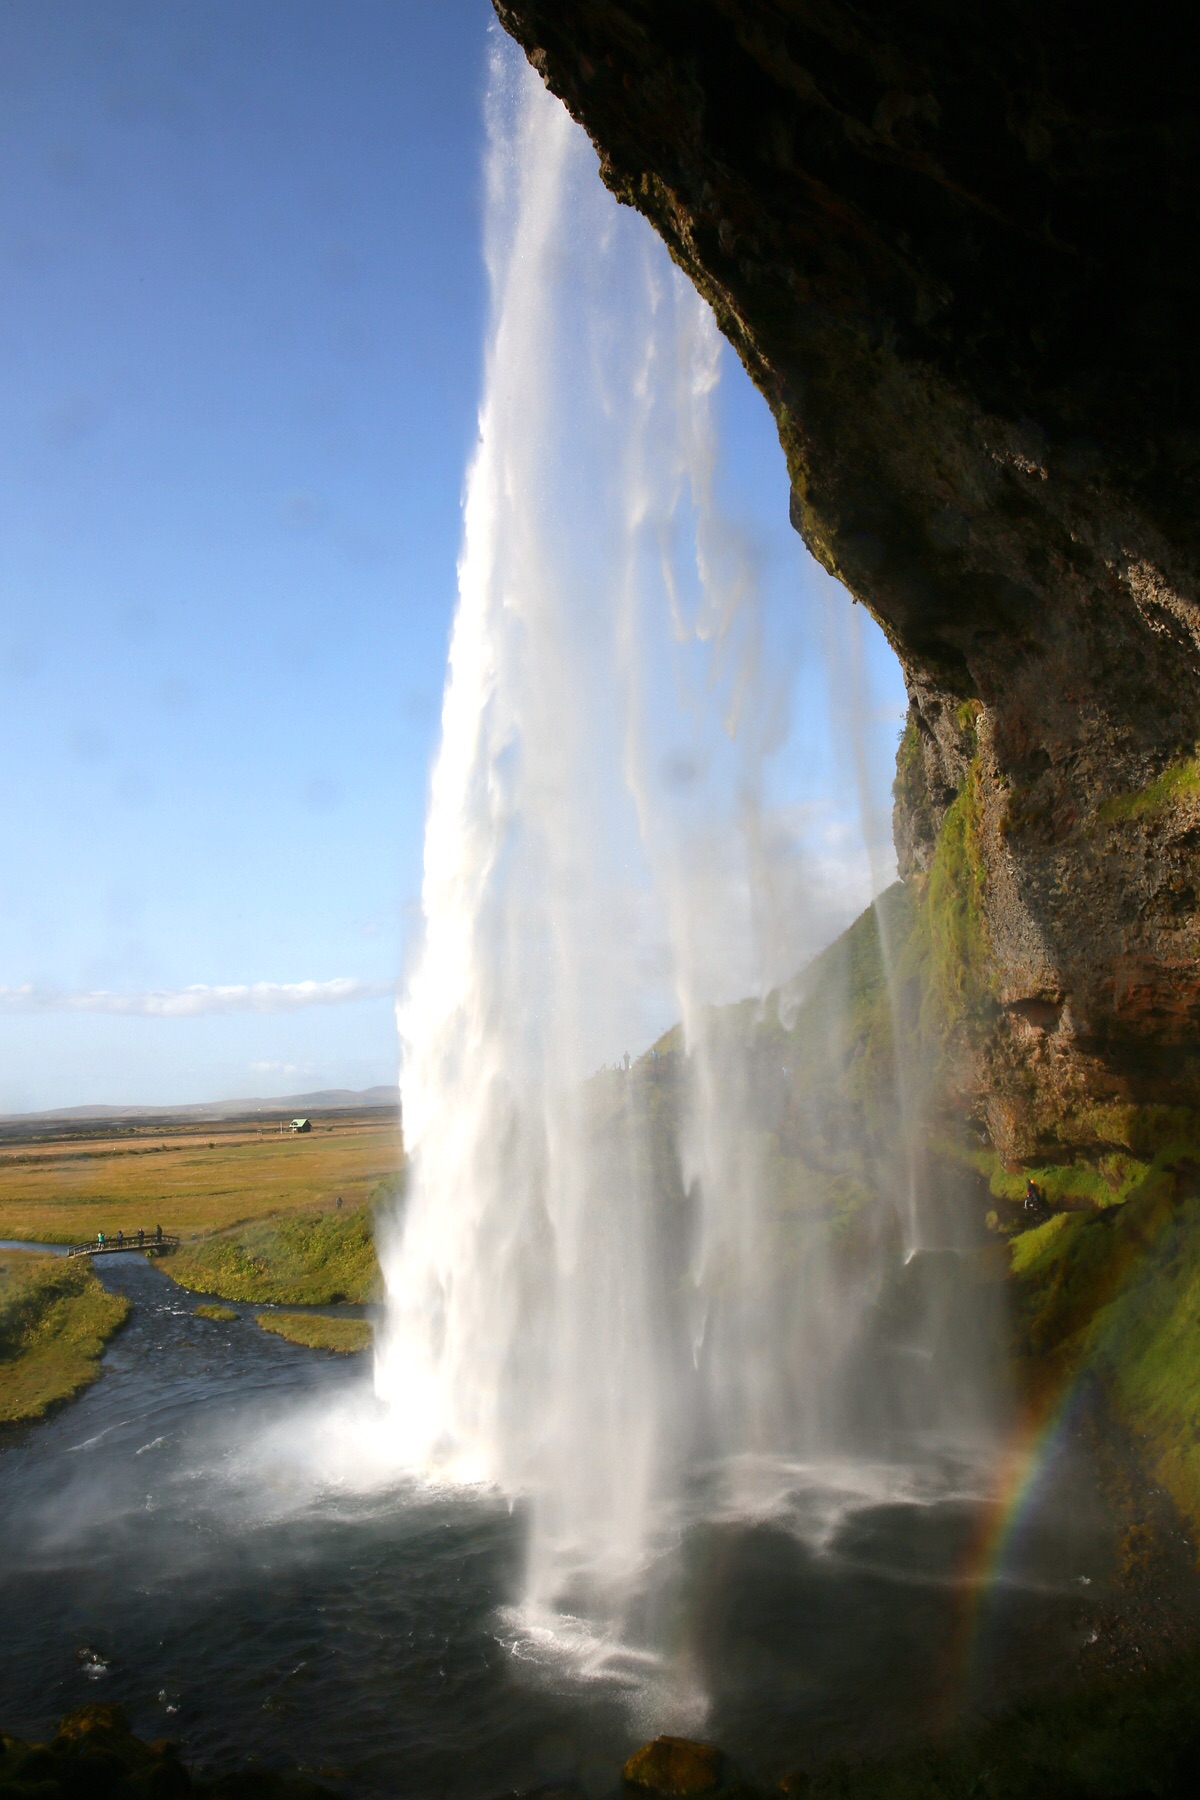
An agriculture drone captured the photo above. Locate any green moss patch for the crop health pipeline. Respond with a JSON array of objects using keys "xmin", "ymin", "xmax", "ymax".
[
  {"xmin": 1008, "ymin": 1210, "xmax": 1077, "ymax": 1273},
  {"xmin": 1005, "ymin": 1141, "xmax": 1200, "ymax": 1532},
  {"xmin": 923, "ymin": 764, "xmax": 993, "ymax": 1032},
  {"xmin": 1099, "ymin": 755, "xmax": 1200, "ymax": 823},
  {"xmin": 1083, "ymin": 1190, "xmax": 1200, "ymax": 1535},
  {"xmin": 984, "ymin": 1151, "xmax": 1146, "ymax": 1211},
  {"xmin": 892, "ymin": 715, "xmax": 926, "ymax": 825},
  {"xmin": 255, "ymin": 1311, "xmax": 372, "ymax": 1354},
  {"xmin": 168, "ymin": 1206, "xmax": 379, "ymax": 1305},
  {"xmin": 0, "ymin": 1252, "xmax": 130, "ymax": 1424},
  {"xmin": 1011, "ymin": 1177, "xmax": 1168, "ymax": 1367},
  {"xmin": 193, "ymin": 1302, "xmax": 237, "ymax": 1321}
]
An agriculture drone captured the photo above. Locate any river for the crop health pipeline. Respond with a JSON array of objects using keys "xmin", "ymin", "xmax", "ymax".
[{"xmin": 0, "ymin": 1252, "xmax": 1124, "ymax": 1798}]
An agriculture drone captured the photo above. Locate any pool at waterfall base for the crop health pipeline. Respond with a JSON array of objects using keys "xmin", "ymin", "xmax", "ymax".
[{"xmin": 0, "ymin": 1253, "xmax": 1145, "ymax": 1799}]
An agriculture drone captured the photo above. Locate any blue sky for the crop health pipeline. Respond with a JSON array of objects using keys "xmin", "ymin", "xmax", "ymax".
[{"xmin": 0, "ymin": 1, "xmax": 905, "ymax": 1113}]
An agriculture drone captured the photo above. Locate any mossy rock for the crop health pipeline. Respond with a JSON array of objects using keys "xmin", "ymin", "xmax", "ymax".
[
  {"xmin": 1, "ymin": 1707, "xmax": 337, "ymax": 1800},
  {"xmin": 1, "ymin": 1702, "xmax": 189, "ymax": 1800},
  {"xmin": 622, "ymin": 1738, "xmax": 723, "ymax": 1796},
  {"xmin": 52, "ymin": 1702, "xmax": 134, "ymax": 1744}
]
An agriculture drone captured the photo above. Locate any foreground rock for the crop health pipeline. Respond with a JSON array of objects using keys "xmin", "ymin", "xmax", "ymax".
[
  {"xmin": 624, "ymin": 1649, "xmax": 1200, "ymax": 1798},
  {"xmin": 622, "ymin": 1738, "xmax": 723, "ymax": 1796},
  {"xmin": 0, "ymin": 1705, "xmax": 334, "ymax": 1800},
  {"xmin": 492, "ymin": 2, "xmax": 1200, "ymax": 1161}
]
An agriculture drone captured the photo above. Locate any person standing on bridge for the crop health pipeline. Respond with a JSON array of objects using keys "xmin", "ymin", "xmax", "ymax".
[
  {"xmin": 138, "ymin": 1229, "xmax": 144, "ymax": 1247},
  {"xmin": 97, "ymin": 1231, "xmax": 104, "ymax": 1249},
  {"xmin": 155, "ymin": 1223, "xmax": 162, "ymax": 1245}
]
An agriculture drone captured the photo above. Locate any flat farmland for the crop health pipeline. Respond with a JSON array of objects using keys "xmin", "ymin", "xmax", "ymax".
[{"xmin": 0, "ymin": 1110, "xmax": 403, "ymax": 1244}]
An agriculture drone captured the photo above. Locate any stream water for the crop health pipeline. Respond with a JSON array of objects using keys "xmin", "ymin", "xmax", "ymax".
[{"xmin": 0, "ymin": 1254, "xmax": 1122, "ymax": 1798}]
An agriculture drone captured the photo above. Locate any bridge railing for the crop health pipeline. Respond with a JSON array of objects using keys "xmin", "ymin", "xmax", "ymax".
[{"xmin": 66, "ymin": 1234, "xmax": 181, "ymax": 1258}]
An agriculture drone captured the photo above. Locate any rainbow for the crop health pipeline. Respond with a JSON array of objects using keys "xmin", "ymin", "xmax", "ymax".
[
  {"xmin": 932, "ymin": 1175, "xmax": 1191, "ymax": 1728},
  {"xmin": 940, "ymin": 1372, "xmax": 1097, "ymax": 1726}
]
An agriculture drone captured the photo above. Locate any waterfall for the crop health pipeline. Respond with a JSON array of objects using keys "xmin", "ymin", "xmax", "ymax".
[{"xmin": 374, "ymin": 41, "xmax": 990, "ymax": 1627}]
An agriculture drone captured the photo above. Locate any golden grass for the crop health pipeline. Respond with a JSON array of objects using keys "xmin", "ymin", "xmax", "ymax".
[
  {"xmin": 0, "ymin": 1251, "xmax": 130, "ymax": 1424},
  {"xmin": 0, "ymin": 1112, "xmax": 402, "ymax": 1244},
  {"xmin": 255, "ymin": 1311, "xmax": 373, "ymax": 1354},
  {"xmin": 194, "ymin": 1302, "xmax": 238, "ymax": 1321}
]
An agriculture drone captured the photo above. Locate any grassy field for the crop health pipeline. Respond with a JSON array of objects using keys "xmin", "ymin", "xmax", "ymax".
[
  {"xmin": 169, "ymin": 1206, "xmax": 384, "ymax": 1304},
  {"xmin": 0, "ymin": 1109, "xmax": 402, "ymax": 1244},
  {"xmin": 255, "ymin": 1311, "xmax": 373, "ymax": 1354},
  {"xmin": 0, "ymin": 1251, "xmax": 130, "ymax": 1425}
]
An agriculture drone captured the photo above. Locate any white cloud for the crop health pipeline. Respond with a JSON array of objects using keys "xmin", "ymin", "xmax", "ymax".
[{"xmin": 0, "ymin": 978, "xmax": 395, "ymax": 1017}]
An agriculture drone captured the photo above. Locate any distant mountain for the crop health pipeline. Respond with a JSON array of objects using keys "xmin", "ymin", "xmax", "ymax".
[{"xmin": 0, "ymin": 1086, "xmax": 399, "ymax": 1126}]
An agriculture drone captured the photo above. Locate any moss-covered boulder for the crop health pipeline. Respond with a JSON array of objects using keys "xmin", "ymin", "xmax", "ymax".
[
  {"xmin": 1, "ymin": 1704, "xmax": 187, "ymax": 1800},
  {"xmin": 622, "ymin": 1738, "xmax": 723, "ymax": 1797},
  {"xmin": 0, "ymin": 1707, "xmax": 335, "ymax": 1800}
]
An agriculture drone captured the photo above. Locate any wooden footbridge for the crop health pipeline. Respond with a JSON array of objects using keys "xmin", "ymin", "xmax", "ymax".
[{"xmin": 66, "ymin": 1234, "xmax": 180, "ymax": 1259}]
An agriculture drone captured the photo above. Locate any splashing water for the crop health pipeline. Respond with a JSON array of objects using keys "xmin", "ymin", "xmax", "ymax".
[{"xmin": 374, "ymin": 43, "xmax": 995, "ymax": 1632}]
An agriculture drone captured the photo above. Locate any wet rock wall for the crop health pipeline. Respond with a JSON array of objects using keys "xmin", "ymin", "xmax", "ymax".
[{"xmin": 493, "ymin": 0, "xmax": 1200, "ymax": 1159}]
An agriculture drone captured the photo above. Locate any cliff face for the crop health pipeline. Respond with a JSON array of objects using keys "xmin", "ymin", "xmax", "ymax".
[{"xmin": 492, "ymin": 1, "xmax": 1200, "ymax": 1161}]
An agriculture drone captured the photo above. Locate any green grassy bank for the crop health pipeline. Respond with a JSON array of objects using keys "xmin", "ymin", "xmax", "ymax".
[
  {"xmin": 1009, "ymin": 1174, "xmax": 1200, "ymax": 1540},
  {"xmin": 255, "ymin": 1311, "xmax": 373, "ymax": 1354},
  {"xmin": 166, "ymin": 1203, "xmax": 384, "ymax": 1306},
  {"xmin": 0, "ymin": 1252, "xmax": 130, "ymax": 1425}
]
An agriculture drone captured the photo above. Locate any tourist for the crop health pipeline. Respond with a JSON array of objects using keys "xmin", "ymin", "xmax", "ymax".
[
  {"xmin": 137, "ymin": 1228, "xmax": 144, "ymax": 1247},
  {"xmin": 155, "ymin": 1223, "xmax": 163, "ymax": 1244}
]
